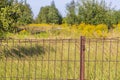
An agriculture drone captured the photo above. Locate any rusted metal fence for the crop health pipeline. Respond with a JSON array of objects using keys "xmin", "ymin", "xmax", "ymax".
[
  {"xmin": 0, "ymin": 37, "xmax": 120, "ymax": 80},
  {"xmin": 84, "ymin": 37, "xmax": 120, "ymax": 80},
  {"xmin": 0, "ymin": 38, "xmax": 81, "ymax": 80}
]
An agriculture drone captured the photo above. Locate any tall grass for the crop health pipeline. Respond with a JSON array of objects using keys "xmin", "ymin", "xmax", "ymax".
[
  {"xmin": 85, "ymin": 38, "xmax": 120, "ymax": 80},
  {"xmin": 5, "ymin": 23, "xmax": 120, "ymax": 39},
  {"xmin": 0, "ymin": 39, "xmax": 80, "ymax": 80},
  {"xmin": 0, "ymin": 38, "xmax": 120, "ymax": 80}
]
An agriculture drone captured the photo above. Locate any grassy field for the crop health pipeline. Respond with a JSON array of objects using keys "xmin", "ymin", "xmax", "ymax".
[
  {"xmin": 85, "ymin": 38, "xmax": 120, "ymax": 80},
  {"xmin": 4, "ymin": 23, "xmax": 120, "ymax": 39},
  {"xmin": 1, "ymin": 23, "xmax": 120, "ymax": 80},
  {"xmin": 0, "ymin": 39, "xmax": 80, "ymax": 80},
  {"xmin": 0, "ymin": 38, "xmax": 120, "ymax": 80}
]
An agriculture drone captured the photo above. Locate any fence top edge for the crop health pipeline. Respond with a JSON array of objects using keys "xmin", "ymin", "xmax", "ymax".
[
  {"xmin": 0, "ymin": 37, "xmax": 120, "ymax": 41},
  {"xmin": 85, "ymin": 37, "xmax": 120, "ymax": 40}
]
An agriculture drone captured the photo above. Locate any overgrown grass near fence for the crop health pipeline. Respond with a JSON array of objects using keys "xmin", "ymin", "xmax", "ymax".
[
  {"xmin": 0, "ymin": 39, "xmax": 80, "ymax": 80},
  {"xmin": 85, "ymin": 38, "xmax": 120, "ymax": 80}
]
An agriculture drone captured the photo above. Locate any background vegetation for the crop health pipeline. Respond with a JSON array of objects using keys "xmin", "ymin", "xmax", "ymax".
[{"xmin": 0, "ymin": 0, "xmax": 120, "ymax": 39}]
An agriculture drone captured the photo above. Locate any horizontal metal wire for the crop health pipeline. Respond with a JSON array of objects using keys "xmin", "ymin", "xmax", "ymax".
[{"xmin": 85, "ymin": 60, "xmax": 120, "ymax": 62}]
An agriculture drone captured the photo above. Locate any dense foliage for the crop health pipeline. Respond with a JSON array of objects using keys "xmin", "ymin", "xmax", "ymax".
[
  {"xmin": 77, "ymin": 0, "xmax": 118, "ymax": 29},
  {"xmin": 65, "ymin": 0, "xmax": 120, "ymax": 27},
  {"xmin": 36, "ymin": 0, "xmax": 120, "ymax": 28},
  {"xmin": 65, "ymin": 0, "xmax": 78, "ymax": 25},
  {"xmin": 1, "ymin": 0, "xmax": 120, "ymax": 38},
  {"xmin": 36, "ymin": 1, "xmax": 62, "ymax": 24},
  {"xmin": 0, "ymin": 0, "xmax": 33, "ymax": 36}
]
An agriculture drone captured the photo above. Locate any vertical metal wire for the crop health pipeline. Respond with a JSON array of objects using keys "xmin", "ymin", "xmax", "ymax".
[
  {"xmin": 67, "ymin": 39, "xmax": 70, "ymax": 79},
  {"xmin": 41, "ymin": 39, "xmax": 44, "ymax": 79},
  {"xmin": 10, "ymin": 54, "xmax": 13, "ymax": 80},
  {"xmin": 10, "ymin": 39, "xmax": 14, "ymax": 80},
  {"xmin": 60, "ymin": 39, "xmax": 63, "ymax": 80},
  {"xmin": 16, "ymin": 39, "xmax": 20, "ymax": 79},
  {"xmin": 5, "ymin": 39, "xmax": 8, "ymax": 80},
  {"xmin": 74, "ymin": 39, "xmax": 77, "ymax": 79},
  {"xmin": 47, "ymin": 39, "xmax": 50, "ymax": 79},
  {"xmin": 109, "ymin": 40, "xmax": 112, "ymax": 80},
  {"xmin": 102, "ymin": 39, "xmax": 104, "ymax": 79},
  {"xmin": 87, "ymin": 39, "xmax": 90, "ymax": 79},
  {"xmin": 54, "ymin": 38, "xmax": 57, "ymax": 79},
  {"xmin": 4, "ymin": 45, "xmax": 7, "ymax": 80},
  {"xmin": 115, "ymin": 40, "xmax": 119, "ymax": 79},
  {"xmin": 94, "ymin": 40, "xmax": 97, "ymax": 80},
  {"xmin": 34, "ymin": 56, "xmax": 37, "ymax": 80},
  {"xmin": 28, "ymin": 39, "xmax": 32, "ymax": 79},
  {"xmin": 34, "ymin": 40, "xmax": 38, "ymax": 80},
  {"xmin": 22, "ymin": 39, "xmax": 26, "ymax": 80}
]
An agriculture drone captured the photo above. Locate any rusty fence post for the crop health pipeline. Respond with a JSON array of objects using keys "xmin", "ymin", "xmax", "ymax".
[{"xmin": 80, "ymin": 36, "xmax": 85, "ymax": 80}]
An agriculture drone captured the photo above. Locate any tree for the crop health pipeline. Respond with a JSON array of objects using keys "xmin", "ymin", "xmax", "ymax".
[
  {"xmin": 36, "ymin": 0, "xmax": 62, "ymax": 24},
  {"xmin": 0, "ymin": 0, "xmax": 33, "ymax": 34},
  {"xmin": 0, "ymin": 0, "xmax": 8, "ymax": 9},
  {"xmin": 17, "ymin": 1, "xmax": 33, "ymax": 25},
  {"xmin": 0, "ymin": 0, "xmax": 18, "ymax": 33},
  {"xmin": 78, "ymin": 0, "xmax": 109, "ymax": 25},
  {"xmin": 36, "ymin": 6, "xmax": 49, "ymax": 23},
  {"xmin": 66, "ymin": 0, "xmax": 78, "ymax": 25},
  {"xmin": 0, "ymin": 5, "xmax": 19, "ymax": 32},
  {"xmin": 48, "ymin": 0, "xmax": 62, "ymax": 24},
  {"xmin": 112, "ymin": 10, "xmax": 120, "ymax": 24}
]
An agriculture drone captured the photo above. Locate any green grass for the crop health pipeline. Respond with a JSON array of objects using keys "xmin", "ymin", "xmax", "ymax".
[
  {"xmin": 0, "ymin": 38, "xmax": 120, "ymax": 80},
  {"xmin": 84, "ymin": 39, "xmax": 120, "ymax": 80},
  {"xmin": 0, "ymin": 39, "xmax": 80, "ymax": 80}
]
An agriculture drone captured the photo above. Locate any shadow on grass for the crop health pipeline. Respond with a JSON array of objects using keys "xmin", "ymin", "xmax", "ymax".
[{"xmin": 2, "ymin": 45, "xmax": 46, "ymax": 58}]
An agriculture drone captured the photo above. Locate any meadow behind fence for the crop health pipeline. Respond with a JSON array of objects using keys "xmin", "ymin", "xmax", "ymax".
[
  {"xmin": 84, "ymin": 37, "xmax": 120, "ymax": 80},
  {"xmin": 0, "ymin": 38, "xmax": 81, "ymax": 80},
  {"xmin": 0, "ymin": 37, "xmax": 120, "ymax": 80}
]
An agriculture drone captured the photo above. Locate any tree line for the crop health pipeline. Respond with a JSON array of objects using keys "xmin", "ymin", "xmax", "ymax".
[
  {"xmin": 1, "ymin": 0, "xmax": 120, "ymax": 35},
  {"xmin": 0, "ymin": 0, "xmax": 33, "ymax": 36},
  {"xmin": 36, "ymin": 0, "xmax": 120, "ymax": 28}
]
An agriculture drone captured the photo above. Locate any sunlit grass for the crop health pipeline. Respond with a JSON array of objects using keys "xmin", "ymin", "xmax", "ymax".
[
  {"xmin": 1, "ymin": 23, "xmax": 120, "ymax": 79},
  {"xmin": 5, "ymin": 23, "xmax": 120, "ymax": 39},
  {"xmin": 0, "ymin": 38, "xmax": 120, "ymax": 80},
  {"xmin": 0, "ymin": 39, "xmax": 80, "ymax": 80}
]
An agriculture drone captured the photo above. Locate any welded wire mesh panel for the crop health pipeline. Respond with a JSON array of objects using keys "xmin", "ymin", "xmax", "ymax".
[
  {"xmin": 85, "ymin": 38, "xmax": 120, "ymax": 80},
  {"xmin": 0, "ymin": 39, "xmax": 80, "ymax": 80}
]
